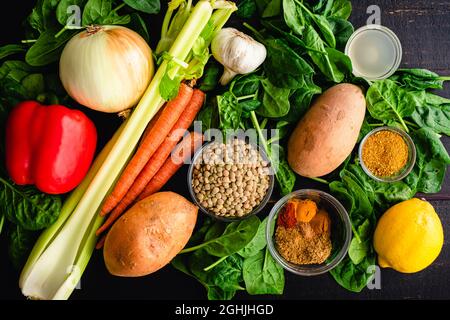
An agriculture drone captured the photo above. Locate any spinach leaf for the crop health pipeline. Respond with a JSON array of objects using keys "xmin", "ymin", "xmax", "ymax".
[
  {"xmin": 281, "ymin": 78, "xmax": 321, "ymax": 122},
  {"xmin": 0, "ymin": 177, "xmax": 62, "ymax": 231},
  {"xmin": 25, "ymin": 29, "xmax": 76, "ymax": 66},
  {"xmin": 325, "ymin": 47, "xmax": 352, "ymax": 75},
  {"xmin": 182, "ymin": 216, "xmax": 260, "ymax": 257},
  {"xmin": 259, "ymin": 0, "xmax": 282, "ymax": 18},
  {"xmin": 270, "ymin": 144, "xmax": 296, "ymax": 195},
  {"xmin": 82, "ymin": 0, "xmax": 112, "ymax": 25},
  {"xmin": 411, "ymin": 103, "xmax": 450, "ymax": 136},
  {"xmin": 237, "ymin": 0, "xmax": 257, "ymax": 18},
  {"xmin": 264, "ymin": 38, "xmax": 314, "ymax": 89},
  {"xmin": 257, "ymin": 78, "xmax": 291, "ymax": 118},
  {"xmin": 199, "ymin": 60, "xmax": 221, "ymax": 92},
  {"xmin": 217, "ymin": 92, "xmax": 242, "ymax": 131},
  {"xmin": 8, "ymin": 225, "xmax": 39, "ymax": 269},
  {"xmin": 128, "ymin": 13, "xmax": 150, "ymax": 42},
  {"xmin": 231, "ymin": 74, "xmax": 261, "ymax": 97},
  {"xmin": 305, "ymin": 25, "xmax": 344, "ymax": 82},
  {"xmin": 330, "ymin": 253, "xmax": 376, "ymax": 293},
  {"xmin": 366, "ymin": 79, "xmax": 416, "ymax": 130},
  {"xmin": 27, "ymin": 0, "xmax": 61, "ymax": 34},
  {"xmin": 123, "ymin": 0, "xmax": 160, "ymax": 14},
  {"xmin": 312, "ymin": 13, "xmax": 336, "ymax": 48},
  {"xmin": 327, "ymin": 0, "xmax": 352, "ymax": 19},
  {"xmin": 209, "ymin": 254, "xmax": 244, "ymax": 292},
  {"xmin": 327, "ymin": 17, "xmax": 354, "ymax": 50},
  {"xmin": 197, "ymin": 101, "xmax": 219, "ymax": 132},
  {"xmin": 243, "ymin": 247, "xmax": 284, "ymax": 295},
  {"xmin": 56, "ymin": 0, "xmax": 87, "ymax": 26},
  {"xmin": 348, "ymin": 219, "xmax": 371, "ymax": 264},
  {"xmin": 314, "ymin": 0, "xmax": 352, "ymax": 20},
  {"xmin": 405, "ymin": 128, "xmax": 450, "ymax": 194},
  {"xmin": 0, "ymin": 45, "xmax": 26, "ymax": 60},
  {"xmin": 238, "ymin": 217, "xmax": 268, "ymax": 258},
  {"xmin": 101, "ymin": 11, "xmax": 131, "ymax": 25},
  {"xmin": 282, "ymin": 0, "xmax": 305, "ymax": 36},
  {"xmin": 390, "ymin": 68, "xmax": 450, "ymax": 91}
]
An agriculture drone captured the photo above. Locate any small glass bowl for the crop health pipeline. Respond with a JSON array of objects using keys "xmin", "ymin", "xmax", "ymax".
[
  {"xmin": 187, "ymin": 139, "xmax": 274, "ymax": 222},
  {"xmin": 345, "ymin": 24, "xmax": 402, "ymax": 80},
  {"xmin": 266, "ymin": 189, "xmax": 352, "ymax": 276},
  {"xmin": 359, "ymin": 126, "xmax": 416, "ymax": 182}
]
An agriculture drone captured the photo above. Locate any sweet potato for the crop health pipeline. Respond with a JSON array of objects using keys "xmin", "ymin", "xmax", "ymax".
[
  {"xmin": 103, "ymin": 192, "xmax": 198, "ymax": 277},
  {"xmin": 287, "ymin": 83, "xmax": 366, "ymax": 177}
]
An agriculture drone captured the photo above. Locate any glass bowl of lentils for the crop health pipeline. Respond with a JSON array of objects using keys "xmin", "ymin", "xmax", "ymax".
[{"xmin": 188, "ymin": 138, "xmax": 274, "ymax": 221}]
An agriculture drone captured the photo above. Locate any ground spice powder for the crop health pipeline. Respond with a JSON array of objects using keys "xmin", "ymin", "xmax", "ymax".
[
  {"xmin": 275, "ymin": 219, "xmax": 332, "ymax": 265},
  {"xmin": 362, "ymin": 130, "xmax": 409, "ymax": 177}
]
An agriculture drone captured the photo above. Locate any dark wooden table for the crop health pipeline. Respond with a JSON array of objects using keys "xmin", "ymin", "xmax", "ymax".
[{"xmin": 1, "ymin": 0, "xmax": 450, "ymax": 300}]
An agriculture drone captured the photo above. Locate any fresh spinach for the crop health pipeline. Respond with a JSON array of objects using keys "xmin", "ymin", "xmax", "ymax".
[
  {"xmin": 258, "ymin": 78, "xmax": 291, "ymax": 118},
  {"xmin": 173, "ymin": 216, "xmax": 283, "ymax": 300},
  {"xmin": 181, "ymin": 216, "xmax": 260, "ymax": 257},
  {"xmin": 82, "ymin": 0, "xmax": 112, "ymax": 25},
  {"xmin": 230, "ymin": 74, "xmax": 261, "ymax": 97},
  {"xmin": 264, "ymin": 38, "xmax": 314, "ymax": 89},
  {"xmin": 259, "ymin": 0, "xmax": 282, "ymax": 18},
  {"xmin": 314, "ymin": 0, "xmax": 352, "ymax": 20},
  {"xmin": 243, "ymin": 247, "xmax": 285, "ymax": 295},
  {"xmin": 8, "ymin": 225, "xmax": 39, "ymax": 269},
  {"xmin": 282, "ymin": 0, "xmax": 305, "ymax": 36},
  {"xmin": 56, "ymin": 0, "xmax": 87, "ymax": 25},
  {"xmin": 390, "ymin": 68, "xmax": 450, "ymax": 91},
  {"xmin": 305, "ymin": 25, "xmax": 344, "ymax": 82},
  {"xmin": 25, "ymin": 28, "xmax": 76, "ymax": 66},
  {"xmin": 0, "ymin": 177, "xmax": 62, "ymax": 231},
  {"xmin": 412, "ymin": 104, "xmax": 450, "ymax": 136},
  {"xmin": 238, "ymin": 217, "xmax": 268, "ymax": 258},
  {"xmin": 217, "ymin": 92, "xmax": 242, "ymax": 131},
  {"xmin": 365, "ymin": 79, "xmax": 416, "ymax": 131},
  {"xmin": 327, "ymin": 17, "xmax": 354, "ymax": 50},
  {"xmin": 199, "ymin": 60, "xmax": 222, "ymax": 92},
  {"xmin": 123, "ymin": 0, "xmax": 161, "ymax": 14},
  {"xmin": 0, "ymin": 45, "xmax": 26, "ymax": 60},
  {"xmin": 330, "ymin": 253, "xmax": 376, "ymax": 293},
  {"xmin": 237, "ymin": 0, "xmax": 258, "ymax": 18},
  {"xmin": 128, "ymin": 13, "xmax": 150, "ymax": 42},
  {"xmin": 281, "ymin": 78, "xmax": 321, "ymax": 122}
]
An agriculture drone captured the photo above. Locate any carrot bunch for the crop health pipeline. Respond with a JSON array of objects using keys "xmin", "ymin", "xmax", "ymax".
[{"xmin": 96, "ymin": 83, "xmax": 205, "ymax": 245}]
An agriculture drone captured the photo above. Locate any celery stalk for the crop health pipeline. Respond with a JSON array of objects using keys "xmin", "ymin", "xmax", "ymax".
[
  {"xmin": 20, "ymin": 0, "xmax": 218, "ymax": 300},
  {"xmin": 19, "ymin": 123, "xmax": 125, "ymax": 297}
]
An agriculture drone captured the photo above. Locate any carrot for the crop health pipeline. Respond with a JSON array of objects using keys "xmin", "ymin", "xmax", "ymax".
[
  {"xmin": 96, "ymin": 235, "xmax": 106, "ymax": 250},
  {"xmin": 100, "ymin": 83, "xmax": 194, "ymax": 216},
  {"xmin": 96, "ymin": 90, "xmax": 205, "ymax": 235},
  {"xmin": 140, "ymin": 107, "xmax": 163, "ymax": 145},
  {"xmin": 138, "ymin": 131, "xmax": 203, "ymax": 200}
]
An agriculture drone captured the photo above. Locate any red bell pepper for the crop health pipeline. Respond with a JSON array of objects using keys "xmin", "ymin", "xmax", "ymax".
[{"xmin": 6, "ymin": 101, "xmax": 97, "ymax": 194}]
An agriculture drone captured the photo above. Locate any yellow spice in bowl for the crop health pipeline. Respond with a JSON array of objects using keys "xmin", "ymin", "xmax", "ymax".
[{"xmin": 362, "ymin": 130, "xmax": 409, "ymax": 177}]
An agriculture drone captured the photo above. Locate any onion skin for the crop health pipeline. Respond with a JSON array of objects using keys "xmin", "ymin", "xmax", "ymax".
[{"xmin": 60, "ymin": 25, "xmax": 154, "ymax": 113}]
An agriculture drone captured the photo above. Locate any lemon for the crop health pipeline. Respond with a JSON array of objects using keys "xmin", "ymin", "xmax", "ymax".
[{"xmin": 374, "ymin": 198, "xmax": 444, "ymax": 273}]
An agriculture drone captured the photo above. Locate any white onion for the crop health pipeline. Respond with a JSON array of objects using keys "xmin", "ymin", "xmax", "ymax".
[{"xmin": 60, "ymin": 25, "xmax": 154, "ymax": 113}]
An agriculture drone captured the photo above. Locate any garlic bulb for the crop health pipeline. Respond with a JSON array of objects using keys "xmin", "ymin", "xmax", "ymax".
[
  {"xmin": 211, "ymin": 28, "xmax": 267, "ymax": 85},
  {"xmin": 60, "ymin": 25, "xmax": 154, "ymax": 113}
]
